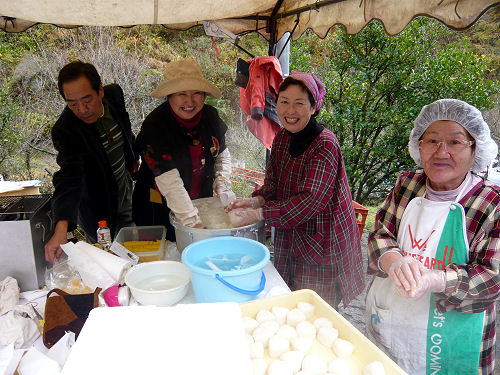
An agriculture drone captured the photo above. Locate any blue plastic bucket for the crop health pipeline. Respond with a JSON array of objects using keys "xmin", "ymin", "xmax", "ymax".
[{"xmin": 181, "ymin": 236, "xmax": 270, "ymax": 303}]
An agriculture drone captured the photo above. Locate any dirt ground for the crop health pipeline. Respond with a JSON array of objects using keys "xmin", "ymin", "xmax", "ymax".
[{"xmin": 336, "ymin": 231, "xmax": 500, "ymax": 374}]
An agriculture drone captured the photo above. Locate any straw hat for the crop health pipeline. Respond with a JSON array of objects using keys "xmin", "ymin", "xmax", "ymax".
[{"xmin": 150, "ymin": 58, "xmax": 221, "ymax": 98}]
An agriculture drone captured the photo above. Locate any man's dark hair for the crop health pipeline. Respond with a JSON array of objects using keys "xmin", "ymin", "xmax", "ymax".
[{"xmin": 57, "ymin": 61, "xmax": 102, "ymax": 99}]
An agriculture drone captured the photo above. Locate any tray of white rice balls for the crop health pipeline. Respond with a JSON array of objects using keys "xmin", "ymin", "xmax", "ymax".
[{"xmin": 240, "ymin": 289, "xmax": 407, "ymax": 375}]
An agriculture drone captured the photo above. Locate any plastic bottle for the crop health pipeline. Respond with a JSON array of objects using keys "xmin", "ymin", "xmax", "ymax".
[{"xmin": 96, "ymin": 220, "xmax": 112, "ymax": 251}]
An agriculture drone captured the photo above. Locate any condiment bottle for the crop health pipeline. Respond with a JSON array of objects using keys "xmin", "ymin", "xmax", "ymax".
[{"xmin": 96, "ymin": 220, "xmax": 112, "ymax": 251}]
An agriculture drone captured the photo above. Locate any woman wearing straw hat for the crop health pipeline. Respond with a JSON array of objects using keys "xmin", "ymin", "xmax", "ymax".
[{"xmin": 132, "ymin": 58, "xmax": 232, "ymax": 239}]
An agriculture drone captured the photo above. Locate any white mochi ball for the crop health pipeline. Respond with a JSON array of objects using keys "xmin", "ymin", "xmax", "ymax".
[
  {"xmin": 247, "ymin": 333, "xmax": 254, "ymax": 344},
  {"xmin": 276, "ymin": 324, "xmax": 298, "ymax": 340},
  {"xmin": 297, "ymin": 302, "xmax": 315, "ymax": 319},
  {"xmin": 272, "ymin": 306, "xmax": 290, "ymax": 325},
  {"xmin": 332, "ymin": 338, "xmax": 354, "ymax": 358},
  {"xmin": 256, "ymin": 309, "xmax": 276, "ymax": 323},
  {"xmin": 252, "ymin": 325, "xmax": 275, "ymax": 347},
  {"xmin": 313, "ymin": 317, "xmax": 333, "ymax": 330},
  {"xmin": 363, "ymin": 361, "xmax": 386, "ymax": 375},
  {"xmin": 243, "ymin": 316, "xmax": 259, "ymax": 334},
  {"xmin": 258, "ymin": 320, "xmax": 280, "ymax": 335},
  {"xmin": 302, "ymin": 354, "xmax": 328, "ymax": 375},
  {"xmin": 248, "ymin": 341, "xmax": 264, "ymax": 359},
  {"xmin": 317, "ymin": 326, "xmax": 339, "ymax": 348},
  {"xmin": 296, "ymin": 320, "xmax": 317, "ymax": 340},
  {"xmin": 291, "ymin": 337, "xmax": 314, "ymax": 354},
  {"xmin": 287, "ymin": 308, "xmax": 307, "ymax": 327},
  {"xmin": 328, "ymin": 358, "xmax": 351, "ymax": 375},
  {"xmin": 269, "ymin": 335, "xmax": 291, "ymax": 358},
  {"xmin": 252, "ymin": 358, "xmax": 268, "ymax": 375},
  {"xmin": 267, "ymin": 359, "xmax": 294, "ymax": 375},
  {"xmin": 280, "ymin": 350, "xmax": 304, "ymax": 373}
]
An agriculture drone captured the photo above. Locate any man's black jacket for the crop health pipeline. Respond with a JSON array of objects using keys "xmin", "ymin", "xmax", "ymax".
[{"xmin": 51, "ymin": 84, "xmax": 137, "ymax": 238}]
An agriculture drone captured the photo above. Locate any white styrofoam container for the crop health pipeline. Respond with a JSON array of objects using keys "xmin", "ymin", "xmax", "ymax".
[{"xmin": 240, "ymin": 289, "xmax": 407, "ymax": 375}]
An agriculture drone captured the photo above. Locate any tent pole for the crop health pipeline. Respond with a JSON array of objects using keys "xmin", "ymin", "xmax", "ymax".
[{"xmin": 267, "ymin": 0, "xmax": 285, "ymax": 56}]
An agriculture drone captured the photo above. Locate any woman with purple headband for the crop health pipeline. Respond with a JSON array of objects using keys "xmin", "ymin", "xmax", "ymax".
[{"xmin": 227, "ymin": 71, "xmax": 365, "ymax": 309}]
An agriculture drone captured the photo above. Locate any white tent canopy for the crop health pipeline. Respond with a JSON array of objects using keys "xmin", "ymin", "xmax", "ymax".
[{"xmin": 1, "ymin": 0, "xmax": 499, "ymax": 41}]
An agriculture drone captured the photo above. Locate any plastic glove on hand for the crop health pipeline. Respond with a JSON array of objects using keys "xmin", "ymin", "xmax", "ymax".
[
  {"xmin": 214, "ymin": 183, "xmax": 227, "ymax": 197},
  {"xmin": 218, "ymin": 190, "xmax": 237, "ymax": 207},
  {"xmin": 399, "ymin": 269, "xmax": 446, "ymax": 300},
  {"xmin": 228, "ymin": 208, "xmax": 263, "ymax": 227},
  {"xmin": 226, "ymin": 196, "xmax": 263, "ymax": 211},
  {"xmin": 388, "ymin": 256, "xmax": 425, "ymax": 293}
]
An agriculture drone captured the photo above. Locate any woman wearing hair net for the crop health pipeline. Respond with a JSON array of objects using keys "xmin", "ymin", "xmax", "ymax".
[{"xmin": 365, "ymin": 99, "xmax": 500, "ymax": 374}]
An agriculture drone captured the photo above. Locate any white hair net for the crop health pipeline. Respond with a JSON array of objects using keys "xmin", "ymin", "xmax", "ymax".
[{"xmin": 408, "ymin": 99, "xmax": 498, "ymax": 173}]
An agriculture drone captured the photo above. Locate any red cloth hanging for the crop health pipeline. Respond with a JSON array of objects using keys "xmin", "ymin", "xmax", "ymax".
[{"xmin": 239, "ymin": 56, "xmax": 283, "ymax": 150}]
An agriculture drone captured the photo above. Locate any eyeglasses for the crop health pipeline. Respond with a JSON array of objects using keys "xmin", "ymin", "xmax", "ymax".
[{"xmin": 418, "ymin": 138, "xmax": 475, "ymax": 154}]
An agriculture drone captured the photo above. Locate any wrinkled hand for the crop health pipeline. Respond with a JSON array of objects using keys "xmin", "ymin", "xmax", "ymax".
[
  {"xmin": 397, "ymin": 269, "xmax": 446, "ymax": 300},
  {"xmin": 226, "ymin": 196, "xmax": 263, "ymax": 211},
  {"xmin": 193, "ymin": 223, "xmax": 204, "ymax": 229},
  {"xmin": 228, "ymin": 208, "xmax": 263, "ymax": 227},
  {"xmin": 387, "ymin": 256, "xmax": 425, "ymax": 293}
]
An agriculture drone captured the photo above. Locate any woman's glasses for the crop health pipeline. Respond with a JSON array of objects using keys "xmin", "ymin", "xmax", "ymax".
[{"xmin": 418, "ymin": 138, "xmax": 475, "ymax": 154}]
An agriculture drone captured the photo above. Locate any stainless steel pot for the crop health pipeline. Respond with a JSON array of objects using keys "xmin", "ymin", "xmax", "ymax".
[{"xmin": 169, "ymin": 197, "xmax": 265, "ymax": 252}]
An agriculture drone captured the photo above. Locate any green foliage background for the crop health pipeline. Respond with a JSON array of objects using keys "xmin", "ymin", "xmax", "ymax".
[
  {"xmin": 291, "ymin": 17, "xmax": 498, "ymax": 203},
  {"xmin": 0, "ymin": 11, "xmax": 498, "ymax": 204}
]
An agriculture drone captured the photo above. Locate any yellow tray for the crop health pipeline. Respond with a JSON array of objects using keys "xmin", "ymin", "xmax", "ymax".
[{"xmin": 240, "ymin": 289, "xmax": 407, "ymax": 375}]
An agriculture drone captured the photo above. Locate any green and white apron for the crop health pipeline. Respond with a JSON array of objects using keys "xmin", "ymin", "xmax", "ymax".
[{"xmin": 366, "ymin": 193, "xmax": 484, "ymax": 375}]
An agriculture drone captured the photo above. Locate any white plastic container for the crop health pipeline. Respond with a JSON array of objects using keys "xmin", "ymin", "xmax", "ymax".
[{"xmin": 114, "ymin": 225, "xmax": 166, "ymax": 262}]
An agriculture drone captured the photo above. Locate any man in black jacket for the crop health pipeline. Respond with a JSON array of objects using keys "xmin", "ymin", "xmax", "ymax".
[{"xmin": 45, "ymin": 61, "xmax": 139, "ymax": 263}]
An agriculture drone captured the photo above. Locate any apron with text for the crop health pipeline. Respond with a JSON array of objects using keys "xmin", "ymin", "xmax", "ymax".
[{"xmin": 366, "ymin": 195, "xmax": 484, "ymax": 374}]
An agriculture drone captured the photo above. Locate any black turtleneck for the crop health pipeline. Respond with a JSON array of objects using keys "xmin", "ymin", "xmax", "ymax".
[{"xmin": 288, "ymin": 117, "xmax": 324, "ymax": 157}]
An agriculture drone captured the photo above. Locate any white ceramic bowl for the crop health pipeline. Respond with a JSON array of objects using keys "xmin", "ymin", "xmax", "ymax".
[{"xmin": 125, "ymin": 261, "xmax": 190, "ymax": 306}]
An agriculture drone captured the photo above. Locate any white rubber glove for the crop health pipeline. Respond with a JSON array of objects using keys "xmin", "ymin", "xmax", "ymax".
[
  {"xmin": 213, "ymin": 148, "xmax": 232, "ymax": 195},
  {"xmin": 398, "ymin": 269, "xmax": 446, "ymax": 300},
  {"xmin": 387, "ymin": 256, "xmax": 425, "ymax": 293},
  {"xmin": 155, "ymin": 169, "xmax": 202, "ymax": 227},
  {"xmin": 228, "ymin": 208, "xmax": 263, "ymax": 227},
  {"xmin": 226, "ymin": 196, "xmax": 264, "ymax": 210}
]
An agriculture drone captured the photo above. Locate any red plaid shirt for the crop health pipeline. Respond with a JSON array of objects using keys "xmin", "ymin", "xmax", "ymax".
[
  {"xmin": 254, "ymin": 127, "xmax": 365, "ymax": 308},
  {"xmin": 368, "ymin": 170, "xmax": 500, "ymax": 374}
]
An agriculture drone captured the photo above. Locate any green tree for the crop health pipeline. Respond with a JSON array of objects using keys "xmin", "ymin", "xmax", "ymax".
[
  {"xmin": 0, "ymin": 79, "xmax": 23, "ymax": 179},
  {"xmin": 291, "ymin": 18, "xmax": 498, "ymax": 204}
]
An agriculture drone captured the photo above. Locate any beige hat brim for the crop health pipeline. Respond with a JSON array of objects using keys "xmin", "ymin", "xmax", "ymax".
[{"xmin": 150, "ymin": 76, "xmax": 221, "ymax": 99}]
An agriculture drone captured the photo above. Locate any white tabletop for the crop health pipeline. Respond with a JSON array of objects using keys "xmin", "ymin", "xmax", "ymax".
[{"xmin": 1, "ymin": 243, "xmax": 289, "ymax": 375}]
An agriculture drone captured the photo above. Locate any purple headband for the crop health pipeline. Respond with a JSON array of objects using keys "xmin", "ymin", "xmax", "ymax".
[{"xmin": 287, "ymin": 71, "xmax": 326, "ymax": 111}]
